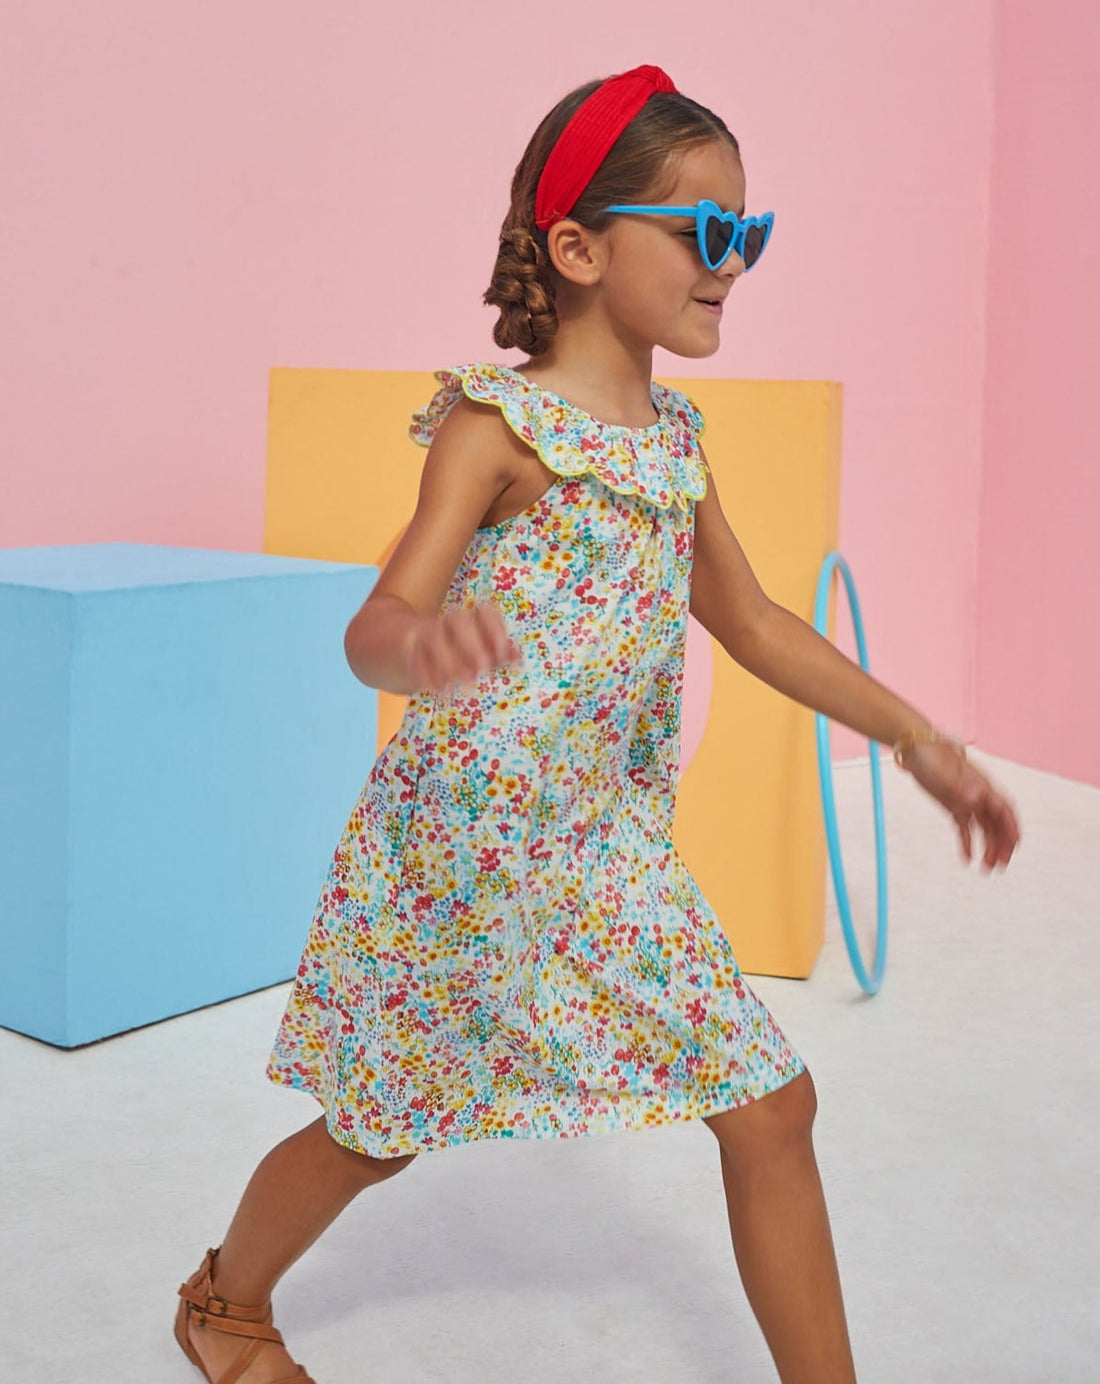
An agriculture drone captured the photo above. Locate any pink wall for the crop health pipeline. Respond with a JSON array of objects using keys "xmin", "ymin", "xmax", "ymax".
[
  {"xmin": 977, "ymin": 2, "xmax": 1100, "ymax": 785},
  {"xmin": 4, "ymin": 3, "xmax": 1087, "ymax": 781}
]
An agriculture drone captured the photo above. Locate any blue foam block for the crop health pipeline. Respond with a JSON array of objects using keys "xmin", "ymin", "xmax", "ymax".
[{"xmin": 0, "ymin": 543, "xmax": 379, "ymax": 1047}]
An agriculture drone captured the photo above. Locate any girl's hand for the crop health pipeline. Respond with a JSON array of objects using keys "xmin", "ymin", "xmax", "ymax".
[
  {"xmin": 899, "ymin": 741, "xmax": 1022, "ymax": 872},
  {"xmin": 406, "ymin": 601, "xmax": 523, "ymax": 698}
]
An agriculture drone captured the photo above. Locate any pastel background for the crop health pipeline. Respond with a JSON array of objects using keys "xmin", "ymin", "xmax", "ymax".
[{"xmin": 3, "ymin": 1, "xmax": 1097, "ymax": 784}]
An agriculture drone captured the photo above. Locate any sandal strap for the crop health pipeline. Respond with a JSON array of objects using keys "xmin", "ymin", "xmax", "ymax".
[
  {"xmin": 176, "ymin": 1245, "xmax": 311, "ymax": 1378},
  {"xmin": 214, "ymin": 1336, "xmax": 265, "ymax": 1384},
  {"xmin": 178, "ymin": 1293, "xmax": 286, "ymax": 1345},
  {"xmin": 177, "ymin": 1245, "xmax": 283, "ymax": 1344},
  {"xmin": 177, "ymin": 1278, "xmax": 274, "ymax": 1317}
]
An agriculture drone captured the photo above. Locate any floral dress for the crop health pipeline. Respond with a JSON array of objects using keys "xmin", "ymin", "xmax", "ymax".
[{"xmin": 265, "ymin": 361, "xmax": 805, "ymax": 1158}]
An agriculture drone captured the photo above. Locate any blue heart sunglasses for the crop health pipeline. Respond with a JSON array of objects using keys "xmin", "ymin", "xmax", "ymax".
[{"xmin": 602, "ymin": 198, "xmax": 775, "ymax": 272}]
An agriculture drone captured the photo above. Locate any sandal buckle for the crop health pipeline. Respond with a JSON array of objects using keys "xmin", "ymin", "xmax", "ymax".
[{"xmin": 204, "ymin": 1292, "xmax": 231, "ymax": 1316}]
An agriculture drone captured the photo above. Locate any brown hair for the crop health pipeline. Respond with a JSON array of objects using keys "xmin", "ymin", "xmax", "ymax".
[{"xmin": 483, "ymin": 77, "xmax": 741, "ymax": 357}]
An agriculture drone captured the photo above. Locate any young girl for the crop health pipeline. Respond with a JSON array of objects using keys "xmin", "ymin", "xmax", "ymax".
[{"xmin": 175, "ymin": 64, "xmax": 1021, "ymax": 1384}]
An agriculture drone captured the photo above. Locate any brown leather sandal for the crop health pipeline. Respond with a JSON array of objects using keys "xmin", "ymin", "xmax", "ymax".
[{"xmin": 175, "ymin": 1245, "xmax": 316, "ymax": 1383}]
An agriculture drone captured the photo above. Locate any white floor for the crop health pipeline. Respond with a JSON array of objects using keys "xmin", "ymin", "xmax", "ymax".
[{"xmin": 1, "ymin": 750, "xmax": 1096, "ymax": 1383}]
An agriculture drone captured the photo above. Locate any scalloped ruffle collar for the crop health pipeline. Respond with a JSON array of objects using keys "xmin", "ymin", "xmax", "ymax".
[{"xmin": 408, "ymin": 362, "xmax": 708, "ymax": 514}]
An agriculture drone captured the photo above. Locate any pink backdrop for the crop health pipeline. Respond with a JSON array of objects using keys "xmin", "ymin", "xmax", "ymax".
[
  {"xmin": 977, "ymin": 3, "xmax": 1100, "ymax": 786},
  {"xmin": 2, "ymin": 2, "xmax": 1096, "ymax": 784}
]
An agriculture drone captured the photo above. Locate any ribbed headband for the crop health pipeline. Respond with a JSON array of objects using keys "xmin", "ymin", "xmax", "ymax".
[{"xmin": 534, "ymin": 64, "xmax": 678, "ymax": 233}]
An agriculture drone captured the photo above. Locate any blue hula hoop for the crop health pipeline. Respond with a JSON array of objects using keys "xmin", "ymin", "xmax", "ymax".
[{"xmin": 812, "ymin": 553, "xmax": 888, "ymax": 995}]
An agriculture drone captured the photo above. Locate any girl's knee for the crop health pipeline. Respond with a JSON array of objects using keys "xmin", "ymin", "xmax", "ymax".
[
  {"xmin": 704, "ymin": 1068, "xmax": 818, "ymax": 1163},
  {"xmin": 313, "ymin": 1116, "xmax": 419, "ymax": 1178},
  {"xmin": 374, "ymin": 1151, "xmax": 418, "ymax": 1176},
  {"xmin": 342, "ymin": 1144, "xmax": 418, "ymax": 1183},
  {"xmin": 784, "ymin": 1067, "xmax": 818, "ymax": 1124}
]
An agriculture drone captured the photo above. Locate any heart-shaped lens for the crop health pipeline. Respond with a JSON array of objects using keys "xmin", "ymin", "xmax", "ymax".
[
  {"xmin": 743, "ymin": 223, "xmax": 765, "ymax": 268},
  {"xmin": 703, "ymin": 211, "xmax": 735, "ymax": 268}
]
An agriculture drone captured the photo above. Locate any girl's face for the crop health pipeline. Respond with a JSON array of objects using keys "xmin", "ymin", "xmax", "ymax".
[
  {"xmin": 546, "ymin": 140, "xmax": 749, "ymax": 362},
  {"xmin": 600, "ymin": 141, "xmax": 749, "ymax": 359}
]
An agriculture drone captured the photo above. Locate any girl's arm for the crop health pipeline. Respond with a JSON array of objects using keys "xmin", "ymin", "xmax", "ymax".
[
  {"xmin": 725, "ymin": 604, "xmax": 932, "ymax": 750},
  {"xmin": 344, "ymin": 396, "xmax": 521, "ymax": 694},
  {"xmin": 689, "ymin": 444, "xmax": 929, "ymax": 743},
  {"xmin": 689, "ymin": 445, "xmax": 1021, "ymax": 870}
]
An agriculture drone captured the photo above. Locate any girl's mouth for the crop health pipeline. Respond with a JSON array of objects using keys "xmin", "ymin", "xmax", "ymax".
[{"xmin": 695, "ymin": 299, "xmax": 723, "ymax": 314}]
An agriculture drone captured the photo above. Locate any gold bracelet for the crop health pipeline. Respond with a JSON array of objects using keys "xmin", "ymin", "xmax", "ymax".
[{"xmin": 892, "ymin": 726, "xmax": 967, "ymax": 769}]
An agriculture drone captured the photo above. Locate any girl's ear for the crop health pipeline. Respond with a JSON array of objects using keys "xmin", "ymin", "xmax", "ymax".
[{"xmin": 546, "ymin": 219, "xmax": 603, "ymax": 287}]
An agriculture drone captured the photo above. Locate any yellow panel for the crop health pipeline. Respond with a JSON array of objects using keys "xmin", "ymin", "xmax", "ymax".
[
  {"xmin": 265, "ymin": 369, "xmax": 428, "ymax": 564},
  {"xmin": 265, "ymin": 371, "xmax": 427, "ymax": 752},
  {"xmin": 264, "ymin": 369, "xmax": 841, "ymax": 979}
]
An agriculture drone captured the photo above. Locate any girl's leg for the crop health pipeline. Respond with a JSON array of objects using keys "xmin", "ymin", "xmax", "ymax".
[
  {"xmin": 703, "ymin": 1071, "xmax": 857, "ymax": 1384},
  {"xmin": 185, "ymin": 1113, "xmax": 416, "ymax": 1383}
]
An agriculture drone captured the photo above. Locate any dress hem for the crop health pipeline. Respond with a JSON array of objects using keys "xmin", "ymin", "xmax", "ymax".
[{"xmin": 264, "ymin": 1052, "xmax": 808, "ymax": 1160}]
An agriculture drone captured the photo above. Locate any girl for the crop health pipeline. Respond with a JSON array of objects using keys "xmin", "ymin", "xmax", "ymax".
[{"xmin": 175, "ymin": 64, "xmax": 1021, "ymax": 1384}]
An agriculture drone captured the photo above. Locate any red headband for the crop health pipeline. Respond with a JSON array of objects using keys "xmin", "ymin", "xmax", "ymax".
[{"xmin": 534, "ymin": 64, "xmax": 678, "ymax": 233}]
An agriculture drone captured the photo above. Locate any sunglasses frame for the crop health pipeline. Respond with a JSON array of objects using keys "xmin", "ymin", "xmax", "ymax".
[{"xmin": 603, "ymin": 199, "xmax": 775, "ymax": 272}]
